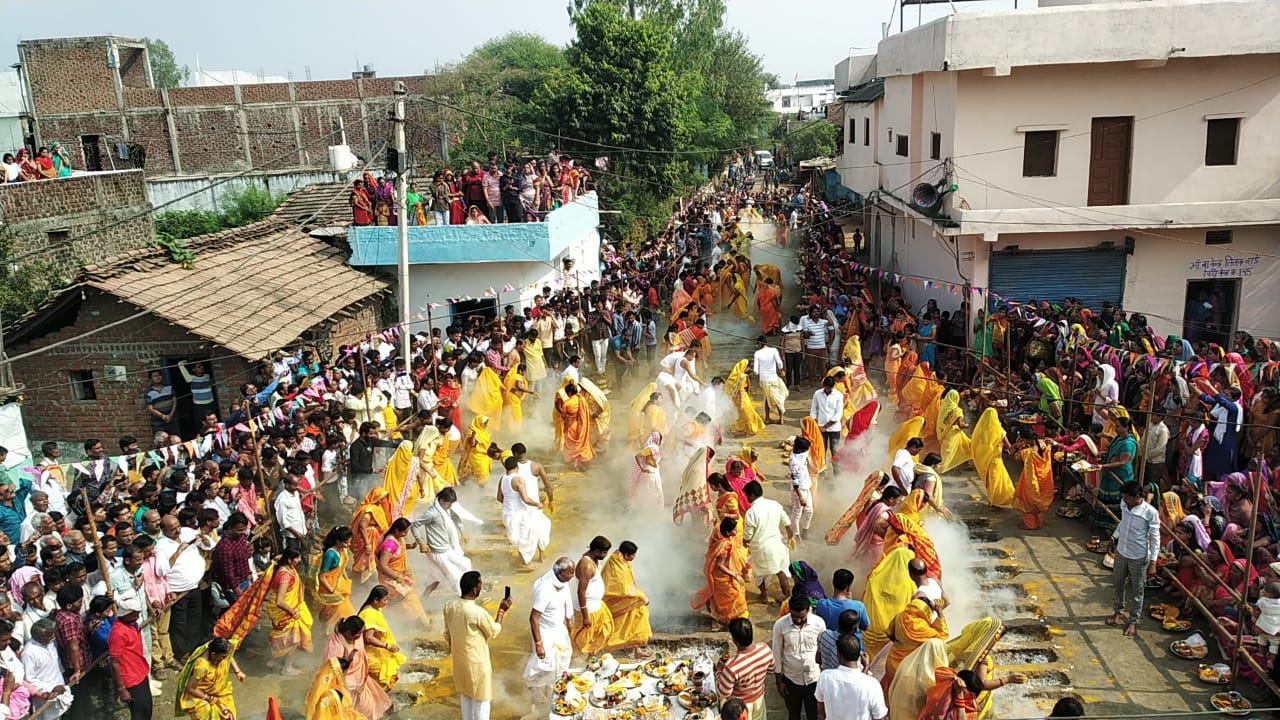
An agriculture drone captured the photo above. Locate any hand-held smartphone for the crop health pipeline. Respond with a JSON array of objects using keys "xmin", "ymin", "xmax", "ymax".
[{"xmin": 504, "ymin": 586, "xmax": 512, "ymax": 600}]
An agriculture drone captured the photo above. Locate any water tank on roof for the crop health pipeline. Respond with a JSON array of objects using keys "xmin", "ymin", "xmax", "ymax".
[{"xmin": 328, "ymin": 145, "xmax": 358, "ymax": 172}]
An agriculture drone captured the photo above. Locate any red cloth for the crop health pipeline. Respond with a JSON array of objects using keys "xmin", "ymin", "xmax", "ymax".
[{"xmin": 108, "ymin": 621, "xmax": 149, "ymax": 687}]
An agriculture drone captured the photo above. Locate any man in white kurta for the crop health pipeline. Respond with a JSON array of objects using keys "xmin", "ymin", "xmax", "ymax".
[
  {"xmin": 413, "ymin": 488, "xmax": 473, "ymax": 602},
  {"xmin": 444, "ymin": 571, "xmax": 513, "ymax": 720},
  {"xmin": 742, "ymin": 481, "xmax": 795, "ymax": 603},
  {"xmin": 521, "ymin": 558, "xmax": 577, "ymax": 720},
  {"xmin": 496, "ymin": 457, "xmax": 551, "ymax": 568},
  {"xmin": 23, "ymin": 618, "xmax": 72, "ymax": 719}
]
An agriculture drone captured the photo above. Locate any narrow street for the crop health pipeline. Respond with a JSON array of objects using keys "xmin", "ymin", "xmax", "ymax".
[{"xmin": 225, "ymin": 218, "xmax": 1219, "ymax": 720}]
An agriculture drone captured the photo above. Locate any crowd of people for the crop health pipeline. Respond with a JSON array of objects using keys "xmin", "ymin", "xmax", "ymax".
[
  {"xmin": 350, "ymin": 152, "xmax": 594, "ymax": 227},
  {"xmin": 10, "ymin": 150, "xmax": 1274, "ymax": 720},
  {"xmin": 2, "ymin": 144, "xmax": 74, "ymax": 183}
]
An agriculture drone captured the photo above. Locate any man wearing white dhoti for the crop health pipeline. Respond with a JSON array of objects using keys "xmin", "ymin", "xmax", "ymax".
[
  {"xmin": 496, "ymin": 456, "xmax": 551, "ymax": 569},
  {"xmin": 742, "ymin": 481, "xmax": 795, "ymax": 604},
  {"xmin": 520, "ymin": 557, "xmax": 577, "ymax": 720},
  {"xmin": 412, "ymin": 487, "xmax": 473, "ymax": 602}
]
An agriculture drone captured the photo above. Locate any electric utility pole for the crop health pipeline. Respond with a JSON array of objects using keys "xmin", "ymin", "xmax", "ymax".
[{"xmin": 393, "ymin": 81, "xmax": 411, "ymax": 363}]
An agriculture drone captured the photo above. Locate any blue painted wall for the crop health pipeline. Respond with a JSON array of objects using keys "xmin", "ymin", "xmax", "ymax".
[{"xmin": 348, "ymin": 192, "xmax": 600, "ymax": 266}]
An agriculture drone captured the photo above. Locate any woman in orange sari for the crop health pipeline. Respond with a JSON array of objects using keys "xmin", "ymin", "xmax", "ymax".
[
  {"xmin": 896, "ymin": 350, "xmax": 920, "ymax": 412},
  {"xmin": 756, "ymin": 277, "xmax": 782, "ymax": 334},
  {"xmin": 1012, "ymin": 437, "xmax": 1055, "ymax": 530},
  {"xmin": 558, "ymin": 382, "xmax": 596, "ymax": 470},
  {"xmin": 885, "ymin": 334, "xmax": 907, "ymax": 405},
  {"xmin": 349, "ymin": 487, "xmax": 392, "ymax": 582},
  {"xmin": 883, "ymin": 592, "xmax": 949, "ymax": 692},
  {"xmin": 691, "ymin": 516, "xmax": 751, "ymax": 623},
  {"xmin": 884, "ymin": 506, "xmax": 943, "ymax": 580}
]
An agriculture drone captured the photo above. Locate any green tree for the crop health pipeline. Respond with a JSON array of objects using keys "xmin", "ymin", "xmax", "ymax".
[
  {"xmin": 423, "ymin": 33, "xmax": 565, "ymax": 166},
  {"xmin": 567, "ymin": 0, "xmax": 770, "ymax": 169},
  {"xmin": 783, "ymin": 120, "xmax": 838, "ymax": 164},
  {"xmin": 0, "ymin": 228, "xmax": 66, "ymax": 322},
  {"xmin": 534, "ymin": 2, "xmax": 693, "ymax": 232},
  {"xmin": 143, "ymin": 38, "xmax": 189, "ymax": 88}
]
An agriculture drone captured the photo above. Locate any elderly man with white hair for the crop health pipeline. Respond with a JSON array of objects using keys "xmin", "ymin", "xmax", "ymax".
[
  {"xmin": 20, "ymin": 502, "xmax": 52, "ymax": 545},
  {"xmin": 521, "ymin": 556, "xmax": 577, "ymax": 720}
]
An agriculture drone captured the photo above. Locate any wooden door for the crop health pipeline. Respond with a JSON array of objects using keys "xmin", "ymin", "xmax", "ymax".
[{"xmin": 1087, "ymin": 117, "xmax": 1133, "ymax": 206}]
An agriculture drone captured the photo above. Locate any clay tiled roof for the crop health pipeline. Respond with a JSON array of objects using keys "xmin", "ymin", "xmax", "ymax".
[
  {"xmin": 273, "ymin": 182, "xmax": 353, "ymax": 230},
  {"xmin": 81, "ymin": 218, "xmax": 387, "ymax": 360}
]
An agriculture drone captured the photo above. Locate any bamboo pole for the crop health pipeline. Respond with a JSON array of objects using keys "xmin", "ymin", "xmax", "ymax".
[
  {"xmin": 1229, "ymin": 453, "xmax": 1266, "ymax": 691},
  {"xmin": 1165, "ymin": 570, "xmax": 1280, "ymax": 698}
]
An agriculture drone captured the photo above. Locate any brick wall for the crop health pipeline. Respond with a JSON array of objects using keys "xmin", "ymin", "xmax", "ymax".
[
  {"xmin": 0, "ymin": 170, "xmax": 153, "ymax": 270},
  {"xmin": 8, "ymin": 292, "xmax": 254, "ymax": 443},
  {"xmin": 9, "ymin": 292, "xmax": 384, "ymax": 443},
  {"xmin": 21, "ymin": 36, "xmax": 441, "ymax": 180}
]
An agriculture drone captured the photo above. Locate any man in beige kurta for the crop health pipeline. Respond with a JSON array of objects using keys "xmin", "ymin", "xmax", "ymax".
[{"xmin": 444, "ymin": 570, "xmax": 513, "ymax": 720}]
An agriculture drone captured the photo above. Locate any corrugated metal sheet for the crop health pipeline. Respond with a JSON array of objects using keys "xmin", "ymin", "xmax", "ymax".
[{"xmin": 988, "ymin": 247, "xmax": 1127, "ymax": 310}]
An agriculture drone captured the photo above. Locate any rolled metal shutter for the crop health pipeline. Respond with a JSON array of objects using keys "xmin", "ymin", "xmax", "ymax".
[{"xmin": 988, "ymin": 248, "xmax": 1127, "ymax": 309}]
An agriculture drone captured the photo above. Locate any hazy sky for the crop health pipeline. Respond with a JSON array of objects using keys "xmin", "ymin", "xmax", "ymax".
[{"xmin": 2, "ymin": 0, "xmax": 1021, "ymax": 85}]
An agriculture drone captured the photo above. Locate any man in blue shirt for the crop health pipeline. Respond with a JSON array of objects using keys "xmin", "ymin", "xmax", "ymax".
[
  {"xmin": 0, "ymin": 459, "xmax": 31, "ymax": 552},
  {"xmin": 814, "ymin": 569, "xmax": 870, "ymax": 648}
]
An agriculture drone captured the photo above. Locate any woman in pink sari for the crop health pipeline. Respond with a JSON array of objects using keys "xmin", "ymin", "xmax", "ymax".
[
  {"xmin": 723, "ymin": 459, "xmax": 753, "ymax": 512},
  {"xmin": 323, "ymin": 616, "xmax": 393, "ymax": 719},
  {"xmin": 848, "ymin": 486, "xmax": 905, "ymax": 576}
]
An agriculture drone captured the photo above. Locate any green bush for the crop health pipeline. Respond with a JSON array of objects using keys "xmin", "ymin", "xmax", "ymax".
[{"xmin": 151, "ymin": 184, "xmax": 285, "ymax": 267}]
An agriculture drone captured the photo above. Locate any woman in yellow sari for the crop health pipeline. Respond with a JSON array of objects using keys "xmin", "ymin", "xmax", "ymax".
[
  {"xmin": 628, "ymin": 387, "xmax": 667, "ymax": 450},
  {"xmin": 357, "ymin": 585, "xmax": 408, "ymax": 690},
  {"xmin": 349, "ymin": 487, "xmax": 391, "ymax": 582},
  {"xmin": 900, "ymin": 363, "xmax": 938, "ymax": 425},
  {"xmin": 468, "ymin": 365, "xmax": 504, "ymax": 433},
  {"xmin": 728, "ymin": 273, "xmax": 754, "ymax": 321},
  {"xmin": 887, "ymin": 416, "xmax": 927, "ymax": 463},
  {"xmin": 522, "ymin": 332, "xmax": 548, "ymax": 389},
  {"xmin": 839, "ymin": 336, "xmax": 879, "ymax": 411},
  {"xmin": 418, "ymin": 423, "xmax": 457, "ymax": 496},
  {"xmin": 376, "ymin": 518, "xmax": 428, "ymax": 622},
  {"xmin": 177, "ymin": 638, "xmax": 242, "ymax": 720},
  {"xmin": 920, "ymin": 617, "xmax": 1021, "ymax": 720},
  {"xmin": 884, "ymin": 592, "xmax": 950, "ymax": 691},
  {"xmin": 314, "ymin": 527, "xmax": 356, "ymax": 630},
  {"xmin": 304, "ymin": 658, "xmax": 367, "ymax": 720},
  {"xmin": 1012, "ymin": 438, "xmax": 1054, "ymax": 530},
  {"xmin": 971, "ymin": 408, "xmax": 1014, "ymax": 508},
  {"xmin": 381, "ymin": 441, "xmax": 424, "ymax": 521},
  {"xmin": 601, "ymin": 544, "xmax": 653, "ymax": 653},
  {"xmin": 266, "ymin": 547, "xmax": 313, "ymax": 676},
  {"xmin": 726, "ymin": 359, "xmax": 765, "ymax": 436},
  {"xmin": 887, "ymin": 638, "xmax": 949, "ymax": 720},
  {"xmin": 936, "ymin": 390, "xmax": 972, "ymax": 473},
  {"xmin": 920, "ymin": 379, "xmax": 946, "ymax": 448},
  {"xmin": 690, "ymin": 516, "xmax": 751, "ymax": 623},
  {"xmin": 456, "ymin": 415, "xmax": 494, "ymax": 484},
  {"xmin": 862, "ymin": 546, "xmax": 916, "ymax": 659},
  {"xmin": 502, "ymin": 363, "xmax": 535, "ymax": 433}
]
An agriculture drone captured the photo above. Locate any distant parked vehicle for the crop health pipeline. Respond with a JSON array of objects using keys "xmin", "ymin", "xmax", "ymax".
[{"xmin": 754, "ymin": 150, "xmax": 774, "ymax": 169}]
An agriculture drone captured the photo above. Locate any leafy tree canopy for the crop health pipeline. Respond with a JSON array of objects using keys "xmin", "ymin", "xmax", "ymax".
[
  {"xmin": 782, "ymin": 120, "xmax": 838, "ymax": 164},
  {"xmin": 143, "ymin": 38, "xmax": 189, "ymax": 89}
]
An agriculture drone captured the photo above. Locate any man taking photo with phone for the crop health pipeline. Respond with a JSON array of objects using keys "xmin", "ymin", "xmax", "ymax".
[{"xmin": 444, "ymin": 570, "xmax": 513, "ymax": 720}]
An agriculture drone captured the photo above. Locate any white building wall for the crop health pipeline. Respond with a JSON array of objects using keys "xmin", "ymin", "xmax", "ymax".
[
  {"xmin": 403, "ymin": 228, "xmax": 601, "ymax": 332},
  {"xmin": 950, "ymin": 56, "xmax": 1280, "ymax": 211}
]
